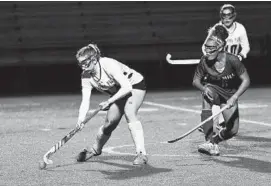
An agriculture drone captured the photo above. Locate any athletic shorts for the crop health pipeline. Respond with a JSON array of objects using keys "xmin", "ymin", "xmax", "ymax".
[
  {"xmin": 120, "ymin": 79, "xmax": 146, "ymax": 100},
  {"xmin": 205, "ymin": 84, "xmax": 236, "ymax": 105},
  {"xmin": 132, "ymin": 79, "xmax": 146, "ymax": 91},
  {"xmin": 108, "ymin": 78, "xmax": 146, "ymax": 103}
]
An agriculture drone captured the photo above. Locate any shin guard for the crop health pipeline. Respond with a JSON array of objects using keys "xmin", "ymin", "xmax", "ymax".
[{"xmin": 128, "ymin": 121, "xmax": 146, "ymax": 155}]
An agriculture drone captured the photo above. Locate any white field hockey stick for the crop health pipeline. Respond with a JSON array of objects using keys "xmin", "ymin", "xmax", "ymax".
[
  {"xmin": 166, "ymin": 53, "xmax": 200, "ymax": 65},
  {"xmin": 167, "ymin": 105, "xmax": 228, "ymax": 143},
  {"xmin": 42, "ymin": 107, "xmax": 101, "ymax": 167}
]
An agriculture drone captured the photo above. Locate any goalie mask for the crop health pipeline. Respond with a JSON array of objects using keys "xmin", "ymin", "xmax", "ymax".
[
  {"xmin": 220, "ymin": 4, "xmax": 236, "ymax": 28},
  {"xmin": 76, "ymin": 43, "xmax": 101, "ymax": 71},
  {"xmin": 204, "ymin": 25, "xmax": 228, "ymax": 60}
]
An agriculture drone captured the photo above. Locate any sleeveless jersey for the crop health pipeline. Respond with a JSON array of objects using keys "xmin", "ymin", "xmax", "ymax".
[{"xmin": 81, "ymin": 57, "xmax": 143, "ymax": 95}]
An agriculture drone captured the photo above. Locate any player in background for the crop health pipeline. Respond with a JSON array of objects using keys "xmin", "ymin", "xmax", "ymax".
[
  {"xmin": 193, "ymin": 25, "xmax": 250, "ymax": 155},
  {"xmin": 200, "ymin": 4, "xmax": 250, "ymax": 133},
  {"xmin": 75, "ymin": 43, "xmax": 147, "ymax": 165}
]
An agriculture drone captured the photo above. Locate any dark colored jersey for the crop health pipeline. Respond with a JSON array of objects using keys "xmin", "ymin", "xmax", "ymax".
[{"xmin": 194, "ymin": 52, "xmax": 246, "ymax": 93}]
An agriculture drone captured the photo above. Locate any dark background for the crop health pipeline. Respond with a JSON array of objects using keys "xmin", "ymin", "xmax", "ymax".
[{"xmin": 0, "ymin": 1, "xmax": 271, "ymax": 96}]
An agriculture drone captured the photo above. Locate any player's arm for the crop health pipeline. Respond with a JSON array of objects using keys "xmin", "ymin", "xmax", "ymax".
[
  {"xmin": 77, "ymin": 78, "xmax": 93, "ymax": 125},
  {"xmin": 227, "ymin": 57, "xmax": 250, "ymax": 108},
  {"xmin": 234, "ymin": 70, "xmax": 250, "ymax": 98},
  {"xmin": 107, "ymin": 61, "xmax": 132, "ymax": 104},
  {"xmin": 192, "ymin": 60, "xmax": 215, "ymax": 103},
  {"xmin": 238, "ymin": 25, "xmax": 250, "ymax": 60},
  {"xmin": 192, "ymin": 61, "xmax": 206, "ymax": 92}
]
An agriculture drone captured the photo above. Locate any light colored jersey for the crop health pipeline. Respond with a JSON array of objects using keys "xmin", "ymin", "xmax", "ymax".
[
  {"xmin": 78, "ymin": 57, "xmax": 144, "ymax": 122},
  {"xmin": 202, "ymin": 21, "xmax": 250, "ymax": 58},
  {"xmin": 81, "ymin": 57, "xmax": 144, "ymax": 95}
]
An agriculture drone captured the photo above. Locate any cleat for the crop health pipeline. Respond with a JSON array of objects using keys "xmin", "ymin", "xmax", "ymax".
[
  {"xmin": 76, "ymin": 148, "xmax": 101, "ymax": 162},
  {"xmin": 198, "ymin": 141, "xmax": 219, "ymax": 156},
  {"xmin": 210, "ymin": 144, "xmax": 220, "ymax": 156},
  {"xmin": 133, "ymin": 152, "xmax": 148, "ymax": 165}
]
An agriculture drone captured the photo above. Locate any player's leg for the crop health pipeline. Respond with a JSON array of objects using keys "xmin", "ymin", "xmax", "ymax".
[
  {"xmin": 77, "ymin": 102, "xmax": 123, "ymax": 162},
  {"xmin": 198, "ymin": 97, "xmax": 214, "ymax": 154},
  {"xmin": 198, "ymin": 86, "xmax": 221, "ymax": 155},
  {"xmin": 212, "ymin": 104, "xmax": 225, "ymax": 132},
  {"xmin": 201, "ymin": 93, "xmax": 216, "ymax": 141},
  {"xmin": 212, "ymin": 102, "xmax": 239, "ymax": 144},
  {"xmin": 124, "ymin": 88, "xmax": 147, "ymax": 165},
  {"xmin": 93, "ymin": 102, "xmax": 124, "ymax": 153}
]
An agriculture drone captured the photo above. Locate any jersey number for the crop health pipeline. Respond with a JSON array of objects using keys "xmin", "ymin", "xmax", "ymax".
[{"xmin": 225, "ymin": 44, "xmax": 240, "ymax": 55}]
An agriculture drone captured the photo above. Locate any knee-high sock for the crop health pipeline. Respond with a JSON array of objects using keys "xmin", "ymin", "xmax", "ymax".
[
  {"xmin": 128, "ymin": 121, "xmax": 146, "ymax": 155},
  {"xmin": 201, "ymin": 109, "xmax": 213, "ymax": 141},
  {"xmin": 212, "ymin": 105, "xmax": 225, "ymax": 124},
  {"xmin": 92, "ymin": 126, "xmax": 111, "ymax": 154}
]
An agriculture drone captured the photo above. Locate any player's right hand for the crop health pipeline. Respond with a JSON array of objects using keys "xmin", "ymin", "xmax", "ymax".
[{"xmin": 203, "ymin": 86, "xmax": 214, "ymax": 102}]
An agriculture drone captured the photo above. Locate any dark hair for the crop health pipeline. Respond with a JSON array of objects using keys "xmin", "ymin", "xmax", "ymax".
[{"xmin": 213, "ymin": 25, "xmax": 229, "ymax": 42}]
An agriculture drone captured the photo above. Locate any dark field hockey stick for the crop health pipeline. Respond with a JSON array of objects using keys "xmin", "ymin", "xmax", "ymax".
[{"xmin": 167, "ymin": 105, "xmax": 228, "ymax": 143}]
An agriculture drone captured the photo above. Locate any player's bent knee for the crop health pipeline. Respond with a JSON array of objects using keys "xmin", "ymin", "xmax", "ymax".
[
  {"xmin": 204, "ymin": 88, "xmax": 220, "ymax": 105},
  {"xmin": 103, "ymin": 121, "xmax": 119, "ymax": 135},
  {"xmin": 231, "ymin": 127, "xmax": 238, "ymax": 136},
  {"xmin": 219, "ymin": 128, "xmax": 237, "ymax": 140}
]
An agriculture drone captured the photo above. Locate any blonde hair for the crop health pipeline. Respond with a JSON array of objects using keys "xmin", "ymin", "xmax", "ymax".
[{"xmin": 76, "ymin": 43, "xmax": 101, "ymax": 59}]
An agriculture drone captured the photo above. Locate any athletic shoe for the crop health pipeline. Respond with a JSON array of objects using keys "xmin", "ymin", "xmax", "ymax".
[
  {"xmin": 76, "ymin": 148, "xmax": 101, "ymax": 162},
  {"xmin": 211, "ymin": 144, "xmax": 220, "ymax": 156},
  {"xmin": 133, "ymin": 152, "xmax": 148, "ymax": 165},
  {"xmin": 198, "ymin": 141, "xmax": 220, "ymax": 156}
]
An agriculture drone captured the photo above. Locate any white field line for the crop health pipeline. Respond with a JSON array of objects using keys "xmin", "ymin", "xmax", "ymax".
[
  {"xmin": 193, "ymin": 103, "xmax": 268, "ymax": 109},
  {"xmin": 103, "ymin": 142, "xmax": 254, "ymax": 158},
  {"xmin": 144, "ymin": 101, "xmax": 271, "ymax": 127},
  {"xmin": 89, "ymin": 107, "xmax": 158, "ymax": 114}
]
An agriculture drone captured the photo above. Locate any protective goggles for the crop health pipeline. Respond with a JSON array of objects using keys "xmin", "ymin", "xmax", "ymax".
[
  {"xmin": 204, "ymin": 44, "xmax": 219, "ymax": 54},
  {"xmin": 221, "ymin": 12, "xmax": 235, "ymax": 20},
  {"xmin": 78, "ymin": 56, "xmax": 97, "ymax": 68}
]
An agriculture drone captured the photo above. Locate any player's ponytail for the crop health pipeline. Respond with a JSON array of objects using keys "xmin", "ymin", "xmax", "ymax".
[{"xmin": 207, "ymin": 25, "xmax": 228, "ymax": 49}]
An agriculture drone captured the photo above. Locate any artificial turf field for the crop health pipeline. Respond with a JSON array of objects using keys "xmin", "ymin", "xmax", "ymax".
[{"xmin": 1, "ymin": 87, "xmax": 271, "ymax": 186}]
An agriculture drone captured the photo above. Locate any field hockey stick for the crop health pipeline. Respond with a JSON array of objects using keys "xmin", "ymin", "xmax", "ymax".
[
  {"xmin": 167, "ymin": 105, "xmax": 228, "ymax": 143},
  {"xmin": 166, "ymin": 53, "xmax": 200, "ymax": 65},
  {"xmin": 41, "ymin": 106, "xmax": 101, "ymax": 168}
]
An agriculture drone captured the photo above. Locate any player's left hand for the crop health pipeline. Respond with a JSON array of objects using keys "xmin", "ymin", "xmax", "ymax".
[
  {"xmin": 99, "ymin": 100, "xmax": 111, "ymax": 111},
  {"xmin": 76, "ymin": 120, "xmax": 85, "ymax": 130},
  {"xmin": 227, "ymin": 95, "xmax": 238, "ymax": 108}
]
